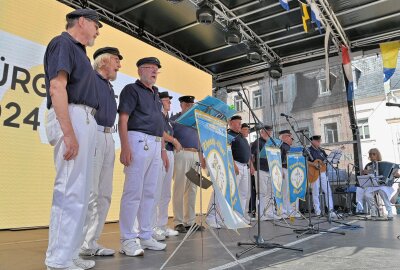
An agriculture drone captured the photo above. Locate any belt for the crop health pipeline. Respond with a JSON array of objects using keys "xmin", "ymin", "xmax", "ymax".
[
  {"xmin": 98, "ymin": 125, "xmax": 115, "ymax": 133},
  {"xmin": 70, "ymin": 104, "xmax": 97, "ymax": 116},
  {"xmin": 183, "ymin": 148, "xmax": 199, "ymax": 153}
]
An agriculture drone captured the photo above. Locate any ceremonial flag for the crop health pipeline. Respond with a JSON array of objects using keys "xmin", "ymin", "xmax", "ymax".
[
  {"xmin": 287, "ymin": 152, "xmax": 307, "ymax": 203},
  {"xmin": 380, "ymin": 41, "xmax": 400, "ymax": 82},
  {"xmin": 279, "ymin": 0, "xmax": 289, "ymax": 11},
  {"xmin": 308, "ymin": 0, "xmax": 322, "ymax": 33},
  {"xmin": 265, "ymin": 147, "xmax": 284, "ymax": 215},
  {"xmin": 342, "ymin": 45, "xmax": 354, "ymax": 102},
  {"xmin": 300, "ymin": 2, "xmax": 311, "ymax": 33},
  {"xmin": 195, "ymin": 110, "xmax": 248, "ymax": 229},
  {"xmin": 324, "ymin": 25, "xmax": 332, "ymax": 92}
]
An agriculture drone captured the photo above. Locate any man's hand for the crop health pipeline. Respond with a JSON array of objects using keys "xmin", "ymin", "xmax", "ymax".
[
  {"xmin": 120, "ymin": 147, "xmax": 132, "ymax": 166},
  {"xmin": 63, "ymin": 133, "xmax": 79, "ymax": 160},
  {"xmin": 234, "ymin": 163, "xmax": 239, "ymax": 175},
  {"xmin": 200, "ymin": 155, "xmax": 206, "ymax": 169},
  {"xmin": 173, "ymin": 139, "xmax": 182, "ymax": 152},
  {"xmin": 250, "ymin": 163, "xmax": 255, "ymax": 175},
  {"xmin": 162, "ymin": 150, "xmax": 169, "ymax": 171}
]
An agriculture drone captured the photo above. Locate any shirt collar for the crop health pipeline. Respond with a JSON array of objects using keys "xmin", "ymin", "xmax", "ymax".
[
  {"xmin": 61, "ymin": 32, "xmax": 86, "ymax": 52},
  {"xmin": 135, "ymin": 79, "xmax": 159, "ymax": 94}
]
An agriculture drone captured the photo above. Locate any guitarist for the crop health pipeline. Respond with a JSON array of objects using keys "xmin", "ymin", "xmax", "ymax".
[{"xmin": 308, "ymin": 135, "xmax": 334, "ymax": 217}]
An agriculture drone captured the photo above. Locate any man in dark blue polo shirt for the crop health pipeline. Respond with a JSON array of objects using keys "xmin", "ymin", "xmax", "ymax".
[
  {"xmin": 227, "ymin": 115, "xmax": 254, "ymax": 222},
  {"xmin": 171, "ymin": 95, "xmax": 205, "ymax": 233},
  {"xmin": 79, "ymin": 47, "xmax": 122, "ymax": 257},
  {"xmin": 251, "ymin": 125, "xmax": 281, "ymax": 220},
  {"xmin": 44, "ymin": 9, "xmax": 101, "ymax": 270},
  {"xmin": 307, "ymin": 135, "xmax": 333, "ymax": 216},
  {"xmin": 118, "ymin": 57, "xmax": 168, "ymax": 256}
]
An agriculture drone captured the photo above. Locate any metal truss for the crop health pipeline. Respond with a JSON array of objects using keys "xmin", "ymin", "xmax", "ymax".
[{"xmin": 57, "ymin": 0, "xmax": 214, "ymax": 76}]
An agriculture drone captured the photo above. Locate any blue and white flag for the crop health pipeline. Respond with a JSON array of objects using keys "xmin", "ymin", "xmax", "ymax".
[
  {"xmin": 227, "ymin": 147, "xmax": 244, "ymax": 215},
  {"xmin": 279, "ymin": 0, "xmax": 289, "ymax": 11},
  {"xmin": 195, "ymin": 110, "xmax": 248, "ymax": 229},
  {"xmin": 265, "ymin": 147, "xmax": 284, "ymax": 215},
  {"xmin": 287, "ymin": 152, "xmax": 307, "ymax": 203},
  {"xmin": 308, "ymin": 0, "xmax": 323, "ymax": 33}
]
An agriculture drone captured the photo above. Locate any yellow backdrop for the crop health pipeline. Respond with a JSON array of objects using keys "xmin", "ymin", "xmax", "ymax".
[{"xmin": 0, "ymin": 0, "xmax": 212, "ymax": 229}]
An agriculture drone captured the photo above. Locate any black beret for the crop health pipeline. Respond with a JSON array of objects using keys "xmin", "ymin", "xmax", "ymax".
[
  {"xmin": 159, "ymin": 91, "xmax": 173, "ymax": 99},
  {"xmin": 136, "ymin": 57, "xmax": 161, "ymax": 68},
  {"xmin": 241, "ymin": 123, "xmax": 250, "ymax": 128},
  {"xmin": 93, "ymin": 47, "xmax": 123, "ymax": 60},
  {"xmin": 279, "ymin": 129, "xmax": 291, "ymax": 135},
  {"xmin": 178, "ymin": 95, "xmax": 195, "ymax": 103},
  {"xmin": 230, "ymin": 115, "xmax": 242, "ymax": 121},
  {"xmin": 263, "ymin": 125, "xmax": 273, "ymax": 131},
  {"xmin": 310, "ymin": 135, "xmax": 322, "ymax": 141},
  {"xmin": 66, "ymin": 9, "xmax": 102, "ymax": 28}
]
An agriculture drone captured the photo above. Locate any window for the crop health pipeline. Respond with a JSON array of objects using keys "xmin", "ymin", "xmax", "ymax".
[
  {"xmin": 324, "ymin": 123, "xmax": 339, "ymax": 143},
  {"xmin": 273, "ymin": 84, "xmax": 284, "ymax": 104},
  {"xmin": 234, "ymin": 95, "xmax": 243, "ymax": 112},
  {"xmin": 318, "ymin": 79, "xmax": 331, "ymax": 96},
  {"xmin": 253, "ymin": 89, "xmax": 262, "ymax": 109},
  {"xmin": 357, "ymin": 118, "xmax": 370, "ymax": 139}
]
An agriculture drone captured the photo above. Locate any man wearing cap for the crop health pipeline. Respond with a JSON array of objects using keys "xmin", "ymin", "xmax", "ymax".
[
  {"xmin": 279, "ymin": 130, "xmax": 300, "ymax": 218},
  {"xmin": 241, "ymin": 123, "xmax": 256, "ymax": 218},
  {"xmin": 308, "ymin": 136, "xmax": 333, "ymax": 216},
  {"xmin": 251, "ymin": 126, "xmax": 281, "ymax": 220},
  {"xmin": 44, "ymin": 8, "xmax": 101, "ymax": 270},
  {"xmin": 228, "ymin": 115, "xmax": 254, "ymax": 222},
  {"xmin": 118, "ymin": 57, "xmax": 168, "ymax": 256},
  {"xmin": 79, "ymin": 47, "xmax": 122, "ymax": 257},
  {"xmin": 151, "ymin": 91, "xmax": 181, "ymax": 240},
  {"xmin": 171, "ymin": 95, "xmax": 205, "ymax": 233}
]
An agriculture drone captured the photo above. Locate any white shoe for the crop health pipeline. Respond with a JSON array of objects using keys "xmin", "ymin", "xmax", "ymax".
[
  {"xmin": 72, "ymin": 258, "xmax": 95, "ymax": 270},
  {"xmin": 153, "ymin": 227, "xmax": 166, "ymax": 241},
  {"xmin": 140, "ymin": 237, "xmax": 166, "ymax": 251},
  {"xmin": 165, "ymin": 228, "xmax": 179, "ymax": 237},
  {"xmin": 293, "ymin": 213, "xmax": 302, "ymax": 218},
  {"xmin": 120, "ymin": 238, "xmax": 144, "ymax": 256},
  {"xmin": 261, "ymin": 214, "xmax": 281, "ymax": 221},
  {"xmin": 47, "ymin": 265, "xmax": 83, "ymax": 270},
  {"xmin": 387, "ymin": 209, "xmax": 393, "ymax": 220},
  {"xmin": 79, "ymin": 245, "xmax": 115, "ymax": 256}
]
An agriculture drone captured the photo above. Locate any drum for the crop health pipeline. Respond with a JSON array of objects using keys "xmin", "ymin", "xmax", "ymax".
[{"xmin": 378, "ymin": 161, "xmax": 399, "ymax": 186}]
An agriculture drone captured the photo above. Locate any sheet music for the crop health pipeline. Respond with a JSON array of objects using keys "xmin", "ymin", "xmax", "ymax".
[{"xmin": 327, "ymin": 149, "xmax": 342, "ymax": 164}]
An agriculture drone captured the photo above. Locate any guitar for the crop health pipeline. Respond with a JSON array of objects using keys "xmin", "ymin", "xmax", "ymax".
[{"xmin": 307, "ymin": 160, "xmax": 327, "ymax": 183}]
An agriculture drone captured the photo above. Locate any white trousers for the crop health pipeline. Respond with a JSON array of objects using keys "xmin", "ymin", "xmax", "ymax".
[
  {"xmin": 235, "ymin": 161, "xmax": 250, "ymax": 216},
  {"xmin": 45, "ymin": 105, "xmax": 97, "ymax": 268},
  {"xmin": 81, "ymin": 131, "xmax": 115, "ymax": 250},
  {"xmin": 119, "ymin": 131, "xmax": 161, "ymax": 240},
  {"xmin": 311, "ymin": 172, "xmax": 333, "ymax": 213},
  {"xmin": 364, "ymin": 187, "xmax": 392, "ymax": 215},
  {"xmin": 173, "ymin": 150, "xmax": 199, "ymax": 226},
  {"xmin": 256, "ymin": 170, "xmax": 273, "ymax": 217},
  {"xmin": 152, "ymin": 150, "xmax": 175, "ymax": 229}
]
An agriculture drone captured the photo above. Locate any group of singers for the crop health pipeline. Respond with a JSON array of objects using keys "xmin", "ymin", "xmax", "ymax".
[{"xmin": 43, "ymin": 8, "xmax": 398, "ymax": 270}]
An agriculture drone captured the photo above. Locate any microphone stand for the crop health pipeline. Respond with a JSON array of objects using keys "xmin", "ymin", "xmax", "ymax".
[
  {"xmin": 236, "ymin": 89, "xmax": 302, "ymax": 258},
  {"xmin": 281, "ymin": 115, "xmax": 345, "ymax": 238}
]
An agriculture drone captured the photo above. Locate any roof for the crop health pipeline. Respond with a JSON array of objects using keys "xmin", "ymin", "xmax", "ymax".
[{"xmin": 60, "ymin": 0, "xmax": 400, "ymax": 83}]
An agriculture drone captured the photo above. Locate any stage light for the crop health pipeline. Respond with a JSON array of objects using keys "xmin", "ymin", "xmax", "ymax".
[
  {"xmin": 268, "ymin": 61, "xmax": 282, "ymax": 79},
  {"xmin": 246, "ymin": 41, "xmax": 262, "ymax": 63},
  {"xmin": 166, "ymin": 0, "xmax": 184, "ymax": 3},
  {"xmin": 225, "ymin": 21, "xmax": 242, "ymax": 45},
  {"xmin": 196, "ymin": 1, "xmax": 215, "ymax": 24}
]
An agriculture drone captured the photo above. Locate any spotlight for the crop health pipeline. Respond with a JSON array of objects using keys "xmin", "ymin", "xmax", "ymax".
[
  {"xmin": 268, "ymin": 61, "xmax": 282, "ymax": 79},
  {"xmin": 166, "ymin": 0, "xmax": 184, "ymax": 3},
  {"xmin": 246, "ymin": 41, "xmax": 262, "ymax": 63},
  {"xmin": 196, "ymin": 1, "xmax": 215, "ymax": 24},
  {"xmin": 225, "ymin": 21, "xmax": 242, "ymax": 45}
]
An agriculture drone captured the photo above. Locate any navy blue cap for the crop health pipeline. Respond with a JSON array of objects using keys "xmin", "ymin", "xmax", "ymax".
[
  {"xmin": 279, "ymin": 129, "xmax": 291, "ymax": 135},
  {"xmin": 310, "ymin": 135, "xmax": 321, "ymax": 141},
  {"xmin": 136, "ymin": 57, "xmax": 161, "ymax": 68},
  {"xmin": 178, "ymin": 95, "xmax": 195, "ymax": 103},
  {"xmin": 93, "ymin": 47, "xmax": 123, "ymax": 60},
  {"xmin": 263, "ymin": 125, "xmax": 273, "ymax": 131},
  {"xmin": 241, "ymin": 123, "xmax": 250, "ymax": 128},
  {"xmin": 230, "ymin": 115, "xmax": 242, "ymax": 121},
  {"xmin": 66, "ymin": 9, "xmax": 102, "ymax": 28},
  {"xmin": 159, "ymin": 91, "xmax": 173, "ymax": 99}
]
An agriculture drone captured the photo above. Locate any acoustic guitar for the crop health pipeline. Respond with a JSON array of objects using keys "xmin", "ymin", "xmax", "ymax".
[{"xmin": 307, "ymin": 160, "xmax": 327, "ymax": 183}]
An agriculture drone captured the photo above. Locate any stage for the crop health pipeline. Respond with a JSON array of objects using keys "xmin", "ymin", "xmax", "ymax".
[{"xmin": 1, "ymin": 215, "xmax": 399, "ymax": 270}]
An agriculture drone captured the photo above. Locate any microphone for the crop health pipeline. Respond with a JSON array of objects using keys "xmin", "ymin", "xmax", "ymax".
[
  {"xmin": 386, "ymin": 102, "xmax": 400, "ymax": 107},
  {"xmin": 226, "ymin": 88, "xmax": 241, "ymax": 93},
  {"xmin": 280, "ymin": 113, "xmax": 293, "ymax": 118}
]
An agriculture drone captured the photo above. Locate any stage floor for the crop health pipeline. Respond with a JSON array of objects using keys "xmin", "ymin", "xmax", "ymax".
[{"xmin": 1, "ymin": 214, "xmax": 399, "ymax": 270}]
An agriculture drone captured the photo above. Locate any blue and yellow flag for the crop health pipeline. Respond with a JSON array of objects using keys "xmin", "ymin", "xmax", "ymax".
[
  {"xmin": 380, "ymin": 41, "xmax": 400, "ymax": 82},
  {"xmin": 287, "ymin": 152, "xmax": 307, "ymax": 203},
  {"xmin": 265, "ymin": 147, "xmax": 284, "ymax": 215}
]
